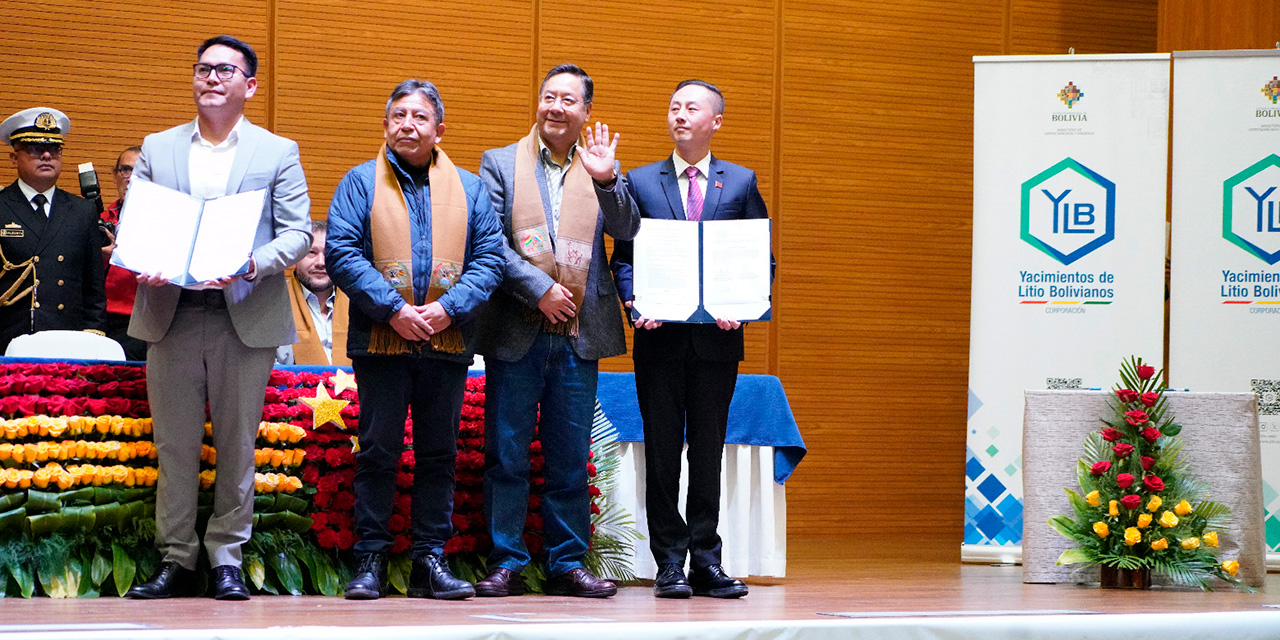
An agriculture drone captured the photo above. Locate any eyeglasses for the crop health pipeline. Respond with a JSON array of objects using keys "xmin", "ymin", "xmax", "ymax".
[
  {"xmin": 192, "ymin": 62, "xmax": 249, "ymax": 81},
  {"xmin": 115, "ymin": 164, "xmax": 134, "ymax": 176},
  {"xmin": 17, "ymin": 144, "xmax": 62, "ymax": 158}
]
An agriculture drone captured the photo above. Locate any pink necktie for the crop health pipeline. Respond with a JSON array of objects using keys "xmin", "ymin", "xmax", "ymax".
[{"xmin": 685, "ymin": 166, "xmax": 703, "ymax": 222}]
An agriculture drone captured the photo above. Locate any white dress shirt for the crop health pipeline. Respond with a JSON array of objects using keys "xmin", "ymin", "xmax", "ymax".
[
  {"xmin": 189, "ymin": 117, "xmax": 244, "ymax": 200},
  {"xmin": 16, "ymin": 180, "xmax": 56, "ymax": 216}
]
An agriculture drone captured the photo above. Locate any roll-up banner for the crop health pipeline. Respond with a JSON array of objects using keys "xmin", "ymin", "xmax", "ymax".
[
  {"xmin": 967, "ymin": 54, "xmax": 1170, "ymax": 558},
  {"xmin": 1168, "ymin": 50, "xmax": 1280, "ymax": 558}
]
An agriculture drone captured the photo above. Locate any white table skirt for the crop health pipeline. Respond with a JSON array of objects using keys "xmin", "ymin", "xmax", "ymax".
[{"xmin": 605, "ymin": 442, "xmax": 787, "ymax": 579}]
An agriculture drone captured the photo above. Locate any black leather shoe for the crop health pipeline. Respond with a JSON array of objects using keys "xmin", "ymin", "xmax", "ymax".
[
  {"xmin": 689, "ymin": 564, "xmax": 747, "ymax": 598},
  {"xmin": 125, "ymin": 561, "xmax": 196, "ymax": 599},
  {"xmin": 210, "ymin": 565, "xmax": 250, "ymax": 600},
  {"xmin": 544, "ymin": 568, "xmax": 617, "ymax": 598},
  {"xmin": 653, "ymin": 563, "xmax": 692, "ymax": 599},
  {"xmin": 475, "ymin": 567, "xmax": 525, "ymax": 597},
  {"xmin": 407, "ymin": 553, "xmax": 474, "ymax": 600},
  {"xmin": 344, "ymin": 553, "xmax": 388, "ymax": 600}
]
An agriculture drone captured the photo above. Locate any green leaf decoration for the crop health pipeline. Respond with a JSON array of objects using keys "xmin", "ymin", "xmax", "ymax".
[
  {"xmin": 0, "ymin": 492, "xmax": 26, "ymax": 512},
  {"xmin": 8, "ymin": 563, "xmax": 34, "ymax": 598},
  {"xmin": 1162, "ymin": 422, "xmax": 1182, "ymax": 437},
  {"xmin": 0, "ymin": 506, "xmax": 26, "ymax": 534},
  {"xmin": 41, "ymin": 557, "xmax": 81, "ymax": 599},
  {"xmin": 111, "ymin": 543, "xmax": 136, "ymax": 596},
  {"xmin": 1047, "ymin": 515, "xmax": 1080, "ymax": 538},
  {"xmin": 1056, "ymin": 547, "xmax": 1093, "ymax": 566},
  {"xmin": 296, "ymin": 546, "xmax": 342, "ymax": 597},
  {"xmin": 244, "ymin": 555, "xmax": 266, "ymax": 589},
  {"xmin": 273, "ymin": 494, "xmax": 308, "ymax": 514},
  {"xmin": 90, "ymin": 548, "xmax": 111, "ymax": 588},
  {"xmin": 387, "ymin": 555, "xmax": 410, "ymax": 595},
  {"xmin": 267, "ymin": 552, "xmax": 304, "ymax": 596},
  {"xmin": 519, "ymin": 562, "xmax": 547, "ymax": 594},
  {"xmin": 24, "ymin": 490, "xmax": 61, "ymax": 514}
]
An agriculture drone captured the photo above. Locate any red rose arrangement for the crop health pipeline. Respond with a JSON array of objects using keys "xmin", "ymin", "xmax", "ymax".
[{"xmin": 1049, "ymin": 356, "xmax": 1250, "ymax": 591}]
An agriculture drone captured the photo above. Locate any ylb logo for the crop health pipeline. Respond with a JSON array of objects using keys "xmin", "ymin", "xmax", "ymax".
[
  {"xmin": 1224, "ymin": 155, "xmax": 1280, "ymax": 265},
  {"xmin": 1020, "ymin": 158, "xmax": 1116, "ymax": 265}
]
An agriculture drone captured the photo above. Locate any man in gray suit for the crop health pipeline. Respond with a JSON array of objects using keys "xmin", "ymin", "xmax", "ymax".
[
  {"xmin": 124, "ymin": 35, "xmax": 311, "ymax": 601},
  {"xmin": 474, "ymin": 64, "xmax": 639, "ymax": 598}
]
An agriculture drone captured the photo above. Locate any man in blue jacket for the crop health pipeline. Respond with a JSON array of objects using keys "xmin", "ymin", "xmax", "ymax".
[{"xmin": 325, "ymin": 79, "xmax": 504, "ymax": 600}]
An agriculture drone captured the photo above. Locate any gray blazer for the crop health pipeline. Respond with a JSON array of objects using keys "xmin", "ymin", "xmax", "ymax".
[
  {"xmin": 127, "ymin": 119, "xmax": 312, "ymax": 348},
  {"xmin": 474, "ymin": 142, "xmax": 640, "ymax": 362}
]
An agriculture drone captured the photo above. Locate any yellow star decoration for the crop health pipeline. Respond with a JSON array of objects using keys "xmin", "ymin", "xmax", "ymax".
[
  {"xmin": 300, "ymin": 385, "xmax": 350, "ymax": 430},
  {"xmin": 331, "ymin": 370, "xmax": 358, "ymax": 396},
  {"xmin": 350, "ymin": 436, "xmax": 360, "ymax": 453}
]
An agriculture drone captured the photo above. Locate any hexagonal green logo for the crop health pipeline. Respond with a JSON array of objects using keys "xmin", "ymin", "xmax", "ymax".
[
  {"xmin": 1223, "ymin": 154, "xmax": 1280, "ymax": 265},
  {"xmin": 1020, "ymin": 158, "xmax": 1116, "ymax": 265}
]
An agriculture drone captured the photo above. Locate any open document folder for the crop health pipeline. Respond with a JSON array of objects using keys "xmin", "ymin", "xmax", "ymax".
[
  {"xmin": 109, "ymin": 179, "xmax": 264, "ymax": 286},
  {"xmin": 631, "ymin": 218, "xmax": 772, "ymax": 323}
]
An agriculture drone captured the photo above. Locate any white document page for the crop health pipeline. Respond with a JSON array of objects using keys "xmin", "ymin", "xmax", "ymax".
[
  {"xmin": 186, "ymin": 189, "xmax": 264, "ymax": 282},
  {"xmin": 632, "ymin": 219, "xmax": 701, "ymax": 321},
  {"xmin": 702, "ymin": 218, "xmax": 772, "ymax": 321},
  {"xmin": 110, "ymin": 179, "xmax": 201, "ymax": 279}
]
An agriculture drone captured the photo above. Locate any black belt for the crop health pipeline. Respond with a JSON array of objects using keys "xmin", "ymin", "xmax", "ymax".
[{"xmin": 177, "ymin": 289, "xmax": 227, "ymax": 309}]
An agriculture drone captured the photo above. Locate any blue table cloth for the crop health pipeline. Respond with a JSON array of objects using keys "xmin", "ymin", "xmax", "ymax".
[{"xmin": 594, "ymin": 372, "xmax": 806, "ymax": 484}]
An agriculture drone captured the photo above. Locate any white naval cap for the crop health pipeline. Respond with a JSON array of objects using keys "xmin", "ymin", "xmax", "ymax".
[{"xmin": 0, "ymin": 107, "xmax": 71, "ymax": 146}]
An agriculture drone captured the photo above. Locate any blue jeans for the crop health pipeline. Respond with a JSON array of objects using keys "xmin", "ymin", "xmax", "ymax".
[
  {"xmin": 483, "ymin": 333, "xmax": 597, "ymax": 576},
  {"xmin": 351, "ymin": 355, "xmax": 466, "ymax": 558}
]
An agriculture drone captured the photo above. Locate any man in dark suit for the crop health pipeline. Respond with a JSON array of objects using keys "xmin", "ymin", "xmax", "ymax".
[
  {"xmin": 124, "ymin": 35, "xmax": 311, "ymax": 601},
  {"xmin": 0, "ymin": 107, "xmax": 106, "ymax": 354},
  {"xmin": 610, "ymin": 80, "xmax": 768, "ymax": 599},
  {"xmin": 474, "ymin": 64, "xmax": 639, "ymax": 598}
]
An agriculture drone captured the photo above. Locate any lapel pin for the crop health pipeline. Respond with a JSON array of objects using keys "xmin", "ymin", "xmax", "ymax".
[{"xmin": 715, "ymin": 181, "xmax": 723, "ymax": 189}]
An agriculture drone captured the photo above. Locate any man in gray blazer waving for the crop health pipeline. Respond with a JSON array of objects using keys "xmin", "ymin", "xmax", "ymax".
[
  {"xmin": 125, "ymin": 35, "xmax": 311, "ymax": 601},
  {"xmin": 473, "ymin": 64, "xmax": 638, "ymax": 598}
]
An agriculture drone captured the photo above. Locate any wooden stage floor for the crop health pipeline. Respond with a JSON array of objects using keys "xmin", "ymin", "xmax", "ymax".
[{"xmin": 4, "ymin": 542, "xmax": 1280, "ymax": 640}]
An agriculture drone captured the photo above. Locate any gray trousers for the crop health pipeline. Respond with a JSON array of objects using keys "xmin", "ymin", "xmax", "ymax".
[{"xmin": 146, "ymin": 305, "xmax": 275, "ymax": 569}]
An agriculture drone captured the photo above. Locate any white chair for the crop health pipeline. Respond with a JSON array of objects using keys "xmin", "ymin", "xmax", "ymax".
[{"xmin": 5, "ymin": 330, "xmax": 127, "ymax": 361}]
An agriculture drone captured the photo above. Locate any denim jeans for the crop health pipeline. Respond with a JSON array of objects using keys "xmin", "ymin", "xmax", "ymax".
[
  {"xmin": 483, "ymin": 332, "xmax": 597, "ymax": 576},
  {"xmin": 351, "ymin": 355, "xmax": 467, "ymax": 558}
]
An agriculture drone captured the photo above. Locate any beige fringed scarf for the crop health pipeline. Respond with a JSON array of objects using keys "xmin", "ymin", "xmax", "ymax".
[
  {"xmin": 511, "ymin": 126, "xmax": 596, "ymax": 336},
  {"xmin": 367, "ymin": 144, "xmax": 468, "ymax": 354}
]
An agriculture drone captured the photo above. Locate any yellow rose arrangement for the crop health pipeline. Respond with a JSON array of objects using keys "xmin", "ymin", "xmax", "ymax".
[
  {"xmin": 254, "ymin": 472, "xmax": 303, "ymax": 493},
  {"xmin": 253, "ymin": 448, "xmax": 307, "ymax": 468},
  {"xmin": 1123, "ymin": 527, "xmax": 1141, "ymax": 547},
  {"xmin": 258, "ymin": 422, "xmax": 306, "ymax": 445},
  {"xmin": 1048, "ymin": 356, "xmax": 1251, "ymax": 591}
]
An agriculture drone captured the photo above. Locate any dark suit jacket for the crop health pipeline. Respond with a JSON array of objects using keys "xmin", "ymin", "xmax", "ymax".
[
  {"xmin": 474, "ymin": 142, "xmax": 640, "ymax": 362},
  {"xmin": 610, "ymin": 154, "xmax": 769, "ymax": 362},
  {"xmin": 0, "ymin": 182, "xmax": 106, "ymax": 352}
]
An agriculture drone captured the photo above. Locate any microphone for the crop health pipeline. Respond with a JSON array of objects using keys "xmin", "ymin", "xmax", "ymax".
[{"xmin": 77, "ymin": 162, "xmax": 104, "ymax": 215}]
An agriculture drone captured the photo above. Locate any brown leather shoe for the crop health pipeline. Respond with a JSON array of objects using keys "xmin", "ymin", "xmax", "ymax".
[
  {"xmin": 544, "ymin": 568, "xmax": 617, "ymax": 598},
  {"xmin": 475, "ymin": 567, "xmax": 525, "ymax": 597}
]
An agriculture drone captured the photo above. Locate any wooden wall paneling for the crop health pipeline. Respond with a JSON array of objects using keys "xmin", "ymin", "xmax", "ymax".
[
  {"xmin": 778, "ymin": 0, "xmax": 1003, "ymax": 544},
  {"xmin": 1158, "ymin": 0, "xmax": 1280, "ymax": 51},
  {"xmin": 0, "ymin": 3, "xmax": 270, "ymax": 202},
  {"xmin": 537, "ymin": 0, "xmax": 779, "ymax": 374},
  {"xmin": 1009, "ymin": 0, "xmax": 1158, "ymax": 54},
  {"xmin": 273, "ymin": 0, "xmax": 535, "ymax": 223}
]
